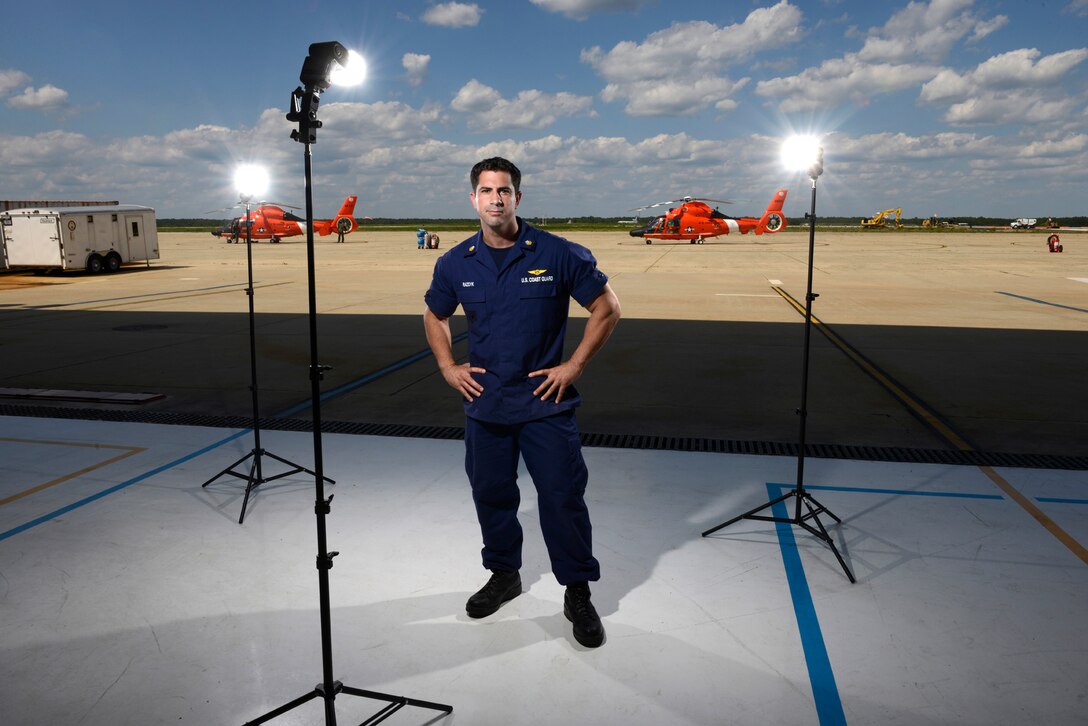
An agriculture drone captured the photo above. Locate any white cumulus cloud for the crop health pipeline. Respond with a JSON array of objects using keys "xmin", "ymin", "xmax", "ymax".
[
  {"xmin": 601, "ymin": 77, "xmax": 748, "ymax": 117},
  {"xmin": 582, "ymin": 0, "xmax": 802, "ymax": 116},
  {"xmin": 7, "ymin": 84, "xmax": 69, "ymax": 111},
  {"xmin": 857, "ymin": 0, "xmax": 1008, "ymax": 64},
  {"xmin": 757, "ymin": 0, "xmax": 1009, "ymax": 112},
  {"xmin": 450, "ymin": 80, "xmax": 594, "ymax": 130},
  {"xmin": 758, "ymin": 58, "xmax": 940, "ymax": 112},
  {"xmin": 0, "ymin": 69, "xmax": 31, "ymax": 95},
  {"xmin": 919, "ymin": 47, "xmax": 1088, "ymax": 126},
  {"xmin": 422, "ymin": 2, "xmax": 483, "ymax": 28},
  {"xmin": 403, "ymin": 53, "xmax": 431, "ymax": 87}
]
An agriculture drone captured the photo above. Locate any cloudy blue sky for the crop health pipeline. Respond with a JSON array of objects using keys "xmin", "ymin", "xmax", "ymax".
[{"xmin": 1, "ymin": 0, "xmax": 1085, "ymax": 220}]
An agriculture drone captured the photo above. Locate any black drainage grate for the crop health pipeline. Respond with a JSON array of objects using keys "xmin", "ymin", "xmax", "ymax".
[{"xmin": 1, "ymin": 403, "xmax": 1085, "ymax": 471}]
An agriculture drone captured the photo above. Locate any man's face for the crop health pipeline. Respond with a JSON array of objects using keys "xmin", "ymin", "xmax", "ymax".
[{"xmin": 470, "ymin": 170, "xmax": 521, "ymax": 231}]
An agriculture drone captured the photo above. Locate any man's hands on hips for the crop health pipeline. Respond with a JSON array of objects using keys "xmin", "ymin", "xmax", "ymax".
[
  {"xmin": 442, "ymin": 362, "xmax": 487, "ymax": 402},
  {"xmin": 529, "ymin": 360, "xmax": 585, "ymax": 403}
]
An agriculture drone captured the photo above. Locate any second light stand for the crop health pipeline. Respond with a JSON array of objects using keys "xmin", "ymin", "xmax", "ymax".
[
  {"xmin": 701, "ymin": 151, "xmax": 855, "ymax": 583},
  {"xmin": 202, "ymin": 196, "xmax": 329, "ymax": 524}
]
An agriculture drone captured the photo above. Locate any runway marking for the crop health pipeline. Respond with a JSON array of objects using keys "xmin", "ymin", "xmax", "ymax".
[
  {"xmin": 773, "ymin": 285, "xmax": 1088, "ymax": 567},
  {"xmin": 27, "ymin": 281, "xmax": 253, "ymax": 309},
  {"xmin": 996, "ymin": 291, "xmax": 1088, "ymax": 315},
  {"xmin": 1070, "ymin": 278, "xmax": 1088, "ymax": 284},
  {"xmin": 0, "ymin": 438, "xmax": 145, "ymax": 507},
  {"xmin": 2, "ymin": 282, "xmax": 294, "ymax": 327},
  {"xmin": 78, "ymin": 282, "xmax": 293, "ymax": 312}
]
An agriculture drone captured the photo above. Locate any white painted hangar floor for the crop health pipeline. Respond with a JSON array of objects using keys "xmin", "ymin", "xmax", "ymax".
[{"xmin": 1, "ymin": 414, "xmax": 1086, "ymax": 726}]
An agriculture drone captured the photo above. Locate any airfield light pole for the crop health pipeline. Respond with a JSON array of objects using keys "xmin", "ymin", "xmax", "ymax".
[
  {"xmin": 243, "ymin": 42, "xmax": 452, "ymax": 726},
  {"xmin": 201, "ymin": 165, "xmax": 325, "ymax": 524},
  {"xmin": 701, "ymin": 136, "xmax": 855, "ymax": 583}
]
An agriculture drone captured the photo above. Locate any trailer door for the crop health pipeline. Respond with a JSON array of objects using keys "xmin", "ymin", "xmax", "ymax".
[
  {"xmin": 5, "ymin": 214, "xmax": 63, "ymax": 266},
  {"xmin": 124, "ymin": 214, "xmax": 146, "ymax": 260}
]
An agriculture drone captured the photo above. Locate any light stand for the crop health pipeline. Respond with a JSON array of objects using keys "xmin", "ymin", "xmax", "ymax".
[
  {"xmin": 244, "ymin": 42, "xmax": 452, "ymax": 726},
  {"xmin": 202, "ymin": 180, "xmax": 329, "ymax": 524},
  {"xmin": 701, "ymin": 142, "xmax": 855, "ymax": 583}
]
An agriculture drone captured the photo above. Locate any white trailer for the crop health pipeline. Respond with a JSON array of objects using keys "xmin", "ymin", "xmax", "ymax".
[{"xmin": 0, "ymin": 204, "xmax": 159, "ymax": 273}]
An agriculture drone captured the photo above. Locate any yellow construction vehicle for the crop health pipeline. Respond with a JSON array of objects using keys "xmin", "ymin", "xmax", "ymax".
[
  {"xmin": 861, "ymin": 208, "xmax": 903, "ymax": 228},
  {"xmin": 924, "ymin": 215, "xmax": 958, "ymax": 229}
]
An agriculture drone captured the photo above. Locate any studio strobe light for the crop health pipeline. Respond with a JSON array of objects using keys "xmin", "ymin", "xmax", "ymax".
[{"xmin": 243, "ymin": 42, "xmax": 452, "ymax": 726}]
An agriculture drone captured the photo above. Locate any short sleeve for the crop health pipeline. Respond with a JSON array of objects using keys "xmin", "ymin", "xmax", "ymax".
[
  {"xmin": 424, "ymin": 254, "xmax": 459, "ymax": 317},
  {"xmin": 567, "ymin": 242, "xmax": 609, "ymax": 308}
]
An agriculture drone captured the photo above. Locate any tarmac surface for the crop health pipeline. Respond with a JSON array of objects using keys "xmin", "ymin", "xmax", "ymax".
[{"xmin": 2, "ymin": 226, "xmax": 1086, "ymax": 459}]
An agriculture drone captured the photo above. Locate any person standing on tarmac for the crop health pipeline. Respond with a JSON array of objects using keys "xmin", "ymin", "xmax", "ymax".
[{"xmin": 423, "ymin": 157, "xmax": 621, "ymax": 648}]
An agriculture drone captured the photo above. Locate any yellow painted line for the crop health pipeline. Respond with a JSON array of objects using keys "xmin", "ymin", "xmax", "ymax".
[
  {"xmin": 0, "ymin": 438, "xmax": 145, "ymax": 507},
  {"xmin": 773, "ymin": 286, "xmax": 1088, "ymax": 567},
  {"xmin": 772, "ymin": 287, "xmax": 974, "ymax": 450},
  {"xmin": 978, "ymin": 465, "xmax": 1088, "ymax": 564}
]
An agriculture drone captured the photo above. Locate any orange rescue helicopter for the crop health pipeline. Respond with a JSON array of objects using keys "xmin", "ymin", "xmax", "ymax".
[
  {"xmin": 629, "ymin": 189, "xmax": 788, "ymax": 244},
  {"xmin": 213, "ymin": 195, "xmax": 360, "ymax": 243}
]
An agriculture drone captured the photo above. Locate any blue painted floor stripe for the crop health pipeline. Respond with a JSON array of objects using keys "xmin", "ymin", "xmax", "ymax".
[
  {"xmin": 2, "ymin": 335, "xmax": 461, "ymax": 540},
  {"xmin": 806, "ymin": 484, "xmax": 1002, "ymax": 500},
  {"xmin": 274, "ymin": 333, "xmax": 467, "ymax": 419},
  {"xmin": 762, "ymin": 480, "xmax": 1027, "ymax": 724},
  {"xmin": 0, "ymin": 429, "xmax": 248, "ymax": 542},
  {"xmin": 1036, "ymin": 496, "xmax": 1088, "ymax": 504},
  {"xmin": 769, "ymin": 483, "xmax": 848, "ymax": 726}
]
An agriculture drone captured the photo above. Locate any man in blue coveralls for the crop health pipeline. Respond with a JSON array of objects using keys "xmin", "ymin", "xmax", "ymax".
[{"xmin": 423, "ymin": 157, "xmax": 621, "ymax": 648}]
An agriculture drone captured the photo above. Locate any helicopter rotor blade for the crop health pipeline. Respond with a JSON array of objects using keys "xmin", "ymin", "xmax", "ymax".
[{"xmin": 630, "ymin": 195, "xmax": 735, "ymax": 212}]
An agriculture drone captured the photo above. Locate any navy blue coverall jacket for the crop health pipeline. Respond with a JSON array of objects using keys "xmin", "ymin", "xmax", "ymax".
[{"xmin": 424, "ymin": 218, "xmax": 609, "ymax": 425}]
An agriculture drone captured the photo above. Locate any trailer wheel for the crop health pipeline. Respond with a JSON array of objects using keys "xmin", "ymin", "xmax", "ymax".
[
  {"xmin": 86, "ymin": 255, "xmax": 105, "ymax": 274},
  {"xmin": 105, "ymin": 253, "xmax": 122, "ymax": 273}
]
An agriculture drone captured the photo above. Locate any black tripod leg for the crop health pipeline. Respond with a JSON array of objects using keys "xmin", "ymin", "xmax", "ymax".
[
  {"xmin": 801, "ymin": 490, "xmax": 843, "ymax": 524},
  {"xmin": 702, "ymin": 489, "xmax": 795, "ymax": 536},
  {"xmin": 237, "ymin": 458, "xmax": 261, "ymax": 524},
  {"xmin": 801, "ymin": 498, "xmax": 856, "ymax": 583},
  {"xmin": 243, "ymin": 687, "xmax": 321, "ymax": 725},
  {"xmin": 341, "ymin": 685, "xmax": 454, "ymax": 718},
  {"xmin": 201, "ymin": 450, "xmax": 256, "ymax": 488},
  {"xmin": 263, "ymin": 450, "xmax": 336, "ymax": 485}
]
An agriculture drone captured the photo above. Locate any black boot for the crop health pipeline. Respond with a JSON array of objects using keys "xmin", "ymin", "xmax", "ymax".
[
  {"xmin": 564, "ymin": 583, "xmax": 605, "ymax": 648},
  {"xmin": 466, "ymin": 570, "xmax": 521, "ymax": 618}
]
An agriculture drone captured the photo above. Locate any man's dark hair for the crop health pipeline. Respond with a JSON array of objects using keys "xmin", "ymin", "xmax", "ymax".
[{"xmin": 470, "ymin": 157, "xmax": 521, "ymax": 194}]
